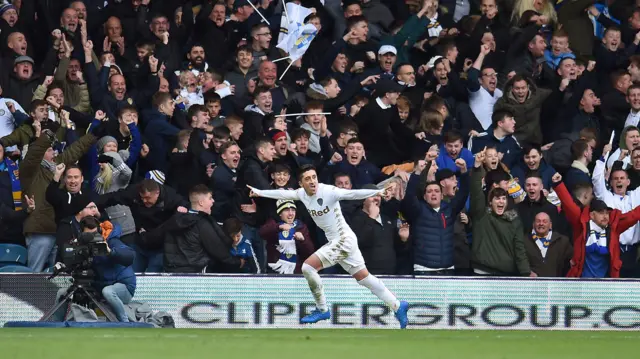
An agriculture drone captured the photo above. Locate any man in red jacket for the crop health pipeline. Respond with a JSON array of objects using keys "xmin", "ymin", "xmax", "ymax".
[{"xmin": 552, "ymin": 173, "xmax": 640, "ymax": 278}]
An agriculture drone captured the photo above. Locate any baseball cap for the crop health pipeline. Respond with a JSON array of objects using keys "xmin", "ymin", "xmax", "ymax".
[
  {"xmin": 589, "ymin": 199, "xmax": 612, "ymax": 213},
  {"xmin": 276, "ymin": 199, "xmax": 296, "ymax": 214},
  {"xmin": 378, "ymin": 45, "xmax": 397, "ymax": 56},
  {"xmin": 14, "ymin": 55, "xmax": 34, "ymax": 66},
  {"xmin": 375, "ymin": 78, "xmax": 405, "ymax": 96},
  {"xmin": 435, "ymin": 169, "xmax": 456, "ymax": 183}
]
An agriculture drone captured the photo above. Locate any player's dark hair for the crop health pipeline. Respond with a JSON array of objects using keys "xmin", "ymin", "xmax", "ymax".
[{"xmin": 297, "ymin": 164, "xmax": 317, "ymax": 181}]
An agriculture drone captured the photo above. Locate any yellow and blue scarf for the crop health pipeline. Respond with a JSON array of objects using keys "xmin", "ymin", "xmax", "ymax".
[
  {"xmin": 268, "ymin": 220, "xmax": 299, "ymax": 274},
  {"xmin": 0, "ymin": 158, "xmax": 21, "ymax": 210}
]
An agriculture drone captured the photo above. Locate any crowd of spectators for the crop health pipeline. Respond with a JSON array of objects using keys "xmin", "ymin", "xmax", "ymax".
[{"xmin": 2, "ymin": 0, "xmax": 640, "ymax": 279}]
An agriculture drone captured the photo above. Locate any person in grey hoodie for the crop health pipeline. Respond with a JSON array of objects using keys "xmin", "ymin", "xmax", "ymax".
[{"xmin": 93, "ymin": 136, "xmax": 136, "ymax": 245}]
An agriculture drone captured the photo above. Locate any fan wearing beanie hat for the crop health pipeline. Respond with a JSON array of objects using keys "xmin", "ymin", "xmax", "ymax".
[
  {"xmin": 0, "ymin": 3, "xmax": 18, "ymax": 27},
  {"xmin": 97, "ymin": 136, "xmax": 118, "ymax": 154},
  {"xmin": 261, "ymin": 199, "xmax": 315, "ymax": 274},
  {"xmin": 69, "ymin": 192, "xmax": 98, "ymax": 217}
]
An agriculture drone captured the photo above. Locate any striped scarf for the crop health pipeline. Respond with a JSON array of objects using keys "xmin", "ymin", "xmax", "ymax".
[
  {"xmin": 268, "ymin": 220, "xmax": 298, "ymax": 274},
  {"xmin": 426, "ymin": 13, "xmax": 443, "ymax": 38},
  {"xmin": 586, "ymin": 221, "xmax": 608, "ymax": 255},
  {"xmin": 0, "ymin": 158, "xmax": 21, "ymax": 210},
  {"xmin": 532, "ymin": 230, "xmax": 552, "ymax": 259}
]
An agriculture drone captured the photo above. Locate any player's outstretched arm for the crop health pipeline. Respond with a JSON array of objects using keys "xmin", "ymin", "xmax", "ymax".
[
  {"xmin": 247, "ymin": 185, "xmax": 300, "ymax": 200},
  {"xmin": 330, "ymin": 183, "xmax": 394, "ymax": 200}
]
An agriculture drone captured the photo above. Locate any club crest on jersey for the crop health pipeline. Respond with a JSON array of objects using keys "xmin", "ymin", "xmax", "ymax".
[
  {"xmin": 309, "ymin": 206, "xmax": 330, "ymax": 217},
  {"xmin": 317, "ymin": 198, "xmax": 323, "ymax": 206}
]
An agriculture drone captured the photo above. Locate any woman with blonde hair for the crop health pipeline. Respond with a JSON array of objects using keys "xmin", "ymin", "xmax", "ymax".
[
  {"xmin": 511, "ymin": 0, "xmax": 557, "ymax": 27},
  {"xmin": 91, "ymin": 136, "xmax": 136, "ymax": 242}
]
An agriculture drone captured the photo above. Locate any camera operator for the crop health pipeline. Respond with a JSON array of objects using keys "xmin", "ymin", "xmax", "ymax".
[{"xmin": 53, "ymin": 194, "xmax": 136, "ymax": 322}]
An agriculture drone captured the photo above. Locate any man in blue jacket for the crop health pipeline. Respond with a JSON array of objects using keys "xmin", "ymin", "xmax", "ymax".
[
  {"xmin": 436, "ymin": 131, "xmax": 475, "ymax": 173},
  {"xmin": 53, "ymin": 200, "xmax": 135, "ymax": 322},
  {"xmin": 468, "ymin": 109, "xmax": 522, "ymax": 170},
  {"xmin": 401, "ymin": 159, "xmax": 469, "ymax": 275},
  {"xmin": 142, "ymin": 92, "xmax": 181, "ymax": 173}
]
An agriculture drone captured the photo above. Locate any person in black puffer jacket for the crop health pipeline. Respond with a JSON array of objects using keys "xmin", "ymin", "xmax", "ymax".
[{"xmin": 164, "ymin": 185, "xmax": 244, "ymax": 273}]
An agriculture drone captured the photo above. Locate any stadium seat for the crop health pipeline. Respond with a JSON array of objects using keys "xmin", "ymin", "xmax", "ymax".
[
  {"xmin": 0, "ymin": 265, "xmax": 33, "ymax": 272},
  {"xmin": 0, "ymin": 244, "xmax": 28, "ymax": 267}
]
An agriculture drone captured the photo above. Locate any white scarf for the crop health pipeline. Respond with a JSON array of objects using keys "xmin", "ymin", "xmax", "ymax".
[
  {"xmin": 427, "ymin": 13, "xmax": 442, "ymax": 38},
  {"xmin": 586, "ymin": 220, "xmax": 608, "ymax": 254}
]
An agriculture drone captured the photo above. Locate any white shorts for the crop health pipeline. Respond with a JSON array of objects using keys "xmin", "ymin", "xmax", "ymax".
[{"xmin": 314, "ymin": 236, "xmax": 365, "ymax": 275}]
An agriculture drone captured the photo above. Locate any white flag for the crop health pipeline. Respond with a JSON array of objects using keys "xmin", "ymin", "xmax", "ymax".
[
  {"xmin": 276, "ymin": 23, "xmax": 317, "ymax": 62},
  {"xmin": 278, "ymin": 3, "xmax": 314, "ymax": 43}
]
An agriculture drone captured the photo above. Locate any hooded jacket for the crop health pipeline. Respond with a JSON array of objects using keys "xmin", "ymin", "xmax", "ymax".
[
  {"xmin": 91, "ymin": 221, "xmax": 136, "ymax": 295},
  {"xmin": 163, "ymin": 211, "xmax": 243, "ymax": 273},
  {"xmin": 469, "ymin": 167, "xmax": 531, "ymax": 275},
  {"xmin": 493, "ymin": 76, "xmax": 552, "ymax": 145},
  {"xmin": 20, "ymin": 133, "xmax": 96, "ymax": 235}
]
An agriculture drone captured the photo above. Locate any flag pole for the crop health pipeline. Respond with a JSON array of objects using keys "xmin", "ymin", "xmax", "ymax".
[
  {"xmin": 247, "ymin": 0, "xmax": 270, "ymax": 25},
  {"xmin": 272, "ymin": 56, "xmax": 290, "ymax": 63},
  {"xmin": 276, "ymin": 112, "xmax": 332, "ymax": 117},
  {"xmin": 282, "ymin": 0, "xmax": 291, "ymax": 24},
  {"xmin": 279, "ymin": 59, "xmax": 295, "ymax": 80}
]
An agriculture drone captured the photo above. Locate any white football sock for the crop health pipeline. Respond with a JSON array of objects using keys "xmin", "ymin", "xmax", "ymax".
[
  {"xmin": 358, "ymin": 275, "xmax": 401, "ymax": 312},
  {"xmin": 301, "ymin": 263, "xmax": 328, "ymax": 312}
]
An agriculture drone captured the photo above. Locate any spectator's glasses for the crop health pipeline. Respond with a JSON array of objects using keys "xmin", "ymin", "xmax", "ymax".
[
  {"xmin": 482, "ymin": 72, "xmax": 497, "ymax": 78},
  {"xmin": 257, "ymin": 32, "xmax": 272, "ymax": 37},
  {"xmin": 85, "ymin": 205, "xmax": 98, "ymax": 210}
]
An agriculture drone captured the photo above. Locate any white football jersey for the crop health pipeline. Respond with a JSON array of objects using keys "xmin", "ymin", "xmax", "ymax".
[{"xmin": 252, "ymin": 184, "xmax": 382, "ymax": 241}]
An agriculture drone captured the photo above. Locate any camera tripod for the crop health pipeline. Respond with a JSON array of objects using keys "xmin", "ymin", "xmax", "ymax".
[{"xmin": 39, "ymin": 281, "xmax": 118, "ymax": 322}]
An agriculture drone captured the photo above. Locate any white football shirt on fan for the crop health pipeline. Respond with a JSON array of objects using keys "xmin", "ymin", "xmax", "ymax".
[{"xmin": 252, "ymin": 184, "xmax": 382, "ymax": 241}]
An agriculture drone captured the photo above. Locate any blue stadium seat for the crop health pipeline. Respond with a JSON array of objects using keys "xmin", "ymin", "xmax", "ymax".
[
  {"xmin": 0, "ymin": 265, "xmax": 33, "ymax": 272},
  {"xmin": 0, "ymin": 244, "xmax": 28, "ymax": 267}
]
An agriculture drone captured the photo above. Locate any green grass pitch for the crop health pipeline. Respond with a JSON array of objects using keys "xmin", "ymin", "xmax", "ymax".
[{"xmin": 0, "ymin": 328, "xmax": 638, "ymax": 358}]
